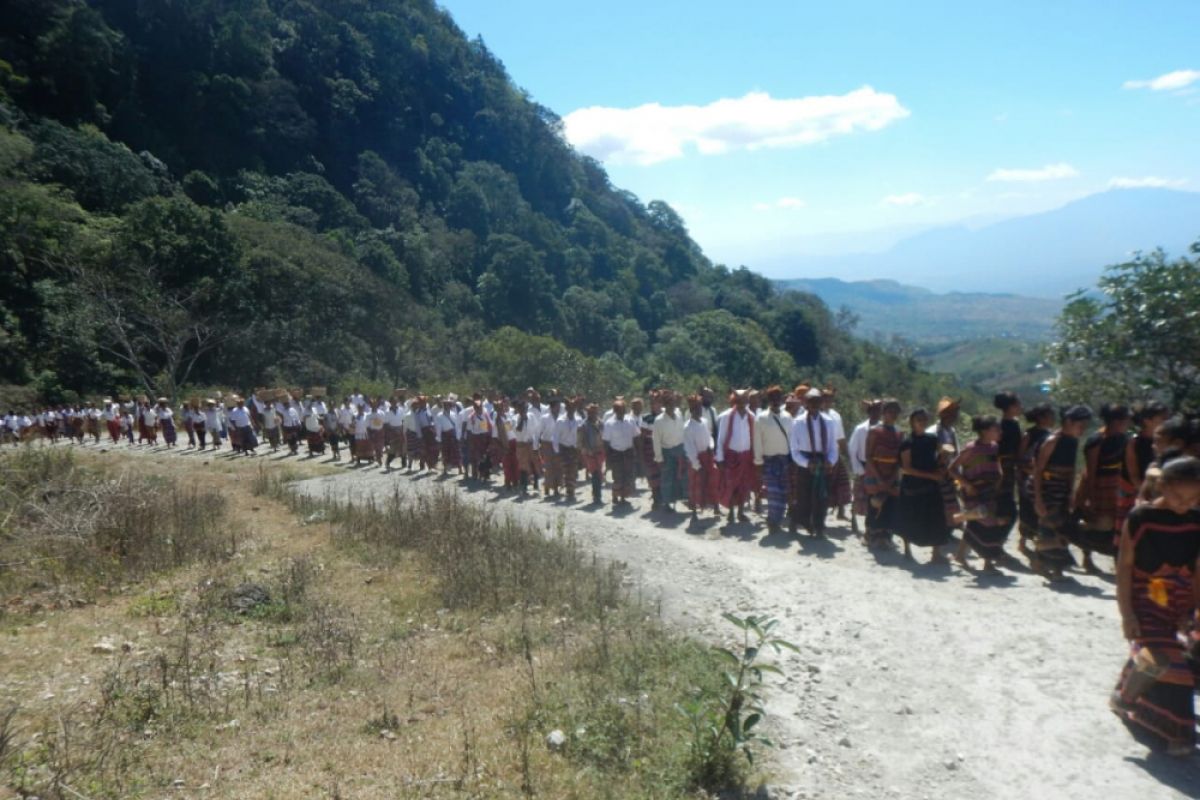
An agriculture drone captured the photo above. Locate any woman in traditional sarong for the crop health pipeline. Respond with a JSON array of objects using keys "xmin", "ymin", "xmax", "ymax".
[
  {"xmin": 1112, "ymin": 456, "xmax": 1200, "ymax": 757},
  {"xmin": 157, "ymin": 399, "xmax": 177, "ymax": 447},
  {"xmin": 994, "ymin": 392, "xmax": 1023, "ymax": 533},
  {"xmin": 864, "ymin": 399, "xmax": 903, "ymax": 549},
  {"xmin": 1138, "ymin": 417, "xmax": 1193, "ymax": 504},
  {"xmin": 897, "ymin": 408, "xmax": 951, "ymax": 563},
  {"xmin": 1017, "ymin": 403, "xmax": 1054, "ymax": 557},
  {"xmin": 142, "ymin": 402, "xmax": 159, "ymax": 446},
  {"xmin": 369, "ymin": 400, "xmax": 387, "ymax": 466},
  {"xmin": 951, "ymin": 415, "xmax": 1013, "ymax": 572},
  {"xmin": 282, "ymin": 402, "xmax": 301, "ymax": 455},
  {"xmin": 352, "ymin": 407, "xmax": 370, "ymax": 466},
  {"xmin": 1074, "ymin": 403, "xmax": 1130, "ymax": 572},
  {"xmin": 1032, "ymin": 405, "xmax": 1093, "ymax": 580},
  {"xmin": 324, "ymin": 407, "xmax": 341, "ymax": 461},
  {"xmin": 304, "ymin": 407, "xmax": 325, "ymax": 456},
  {"xmin": 935, "ymin": 397, "xmax": 962, "ymax": 528},
  {"xmin": 181, "ymin": 401, "xmax": 196, "ymax": 447},
  {"xmin": 418, "ymin": 397, "xmax": 440, "ymax": 471},
  {"xmin": 1120, "ymin": 402, "xmax": 1169, "ymax": 531}
]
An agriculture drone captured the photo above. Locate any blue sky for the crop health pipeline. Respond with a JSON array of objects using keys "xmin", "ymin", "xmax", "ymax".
[{"xmin": 439, "ymin": 1, "xmax": 1200, "ymax": 274}]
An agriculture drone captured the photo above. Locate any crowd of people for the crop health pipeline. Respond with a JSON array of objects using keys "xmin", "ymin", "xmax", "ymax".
[{"xmin": 3, "ymin": 383, "xmax": 1199, "ymax": 756}]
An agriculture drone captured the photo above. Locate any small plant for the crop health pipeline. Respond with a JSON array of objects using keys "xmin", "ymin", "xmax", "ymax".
[{"xmin": 677, "ymin": 612, "xmax": 797, "ymax": 790}]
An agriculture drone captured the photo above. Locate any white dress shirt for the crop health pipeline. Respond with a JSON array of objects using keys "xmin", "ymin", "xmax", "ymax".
[
  {"xmin": 510, "ymin": 412, "xmax": 539, "ymax": 443},
  {"xmin": 683, "ymin": 417, "xmax": 714, "ymax": 471},
  {"xmin": 552, "ymin": 414, "xmax": 579, "ymax": 452},
  {"xmin": 602, "ymin": 415, "xmax": 639, "ymax": 452},
  {"xmin": 435, "ymin": 409, "xmax": 458, "ymax": 439},
  {"xmin": 652, "ymin": 411, "xmax": 686, "ymax": 462},
  {"xmin": 789, "ymin": 410, "xmax": 839, "ymax": 468},
  {"xmin": 848, "ymin": 419, "xmax": 872, "ymax": 476},
  {"xmin": 538, "ymin": 410, "xmax": 558, "ymax": 444},
  {"xmin": 714, "ymin": 408, "xmax": 753, "ymax": 461},
  {"xmin": 825, "ymin": 408, "xmax": 846, "ymax": 441}
]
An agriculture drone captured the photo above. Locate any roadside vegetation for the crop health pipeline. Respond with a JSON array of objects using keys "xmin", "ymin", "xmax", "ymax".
[{"xmin": 1, "ymin": 448, "xmax": 791, "ymax": 798}]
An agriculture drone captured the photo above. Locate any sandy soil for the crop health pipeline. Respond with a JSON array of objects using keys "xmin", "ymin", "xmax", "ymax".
[{"xmin": 21, "ymin": 440, "xmax": 1199, "ymax": 799}]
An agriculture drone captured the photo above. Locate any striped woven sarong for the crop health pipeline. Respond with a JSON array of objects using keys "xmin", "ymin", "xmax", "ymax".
[
  {"xmin": 660, "ymin": 445, "xmax": 688, "ymax": 505},
  {"xmin": 761, "ymin": 454, "xmax": 790, "ymax": 525}
]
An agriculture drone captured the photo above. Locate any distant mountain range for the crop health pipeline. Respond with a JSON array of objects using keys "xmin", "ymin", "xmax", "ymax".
[
  {"xmin": 776, "ymin": 277, "xmax": 1062, "ymax": 342},
  {"xmin": 766, "ymin": 188, "xmax": 1200, "ymax": 298}
]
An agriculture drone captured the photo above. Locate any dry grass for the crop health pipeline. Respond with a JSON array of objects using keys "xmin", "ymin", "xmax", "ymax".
[
  {"xmin": 0, "ymin": 447, "xmax": 749, "ymax": 799},
  {"xmin": 0, "ymin": 448, "xmax": 236, "ymax": 610}
]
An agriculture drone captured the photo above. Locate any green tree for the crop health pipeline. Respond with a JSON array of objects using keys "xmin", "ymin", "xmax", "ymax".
[
  {"xmin": 70, "ymin": 196, "xmax": 246, "ymax": 397},
  {"xmin": 1048, "ymin": 243, "xmax": 1200, "ymax": 409}
]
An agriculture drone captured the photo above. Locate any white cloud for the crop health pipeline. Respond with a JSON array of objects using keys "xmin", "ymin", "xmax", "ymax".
[
  {"xmin": 986, "ymin": 163, "xmax": 1079, "ymax": 182},
  {"xmin": 1108, "ymin": 175, "xmax": 1187, "ymax": 189},
  {"xmin": 753, "ymin": 196, "xmax": 807, "ymax": 212},
  {"xmin": 1123, "ymin": 69, "xmax": 1200, "ymax": 91},
  {"xmin": 563, "ymin": 87, "xmax": 909, "ymax": 166},
  {"xmin": 882, "ymin": 192, "xmax": 926, "ymax": 207}
]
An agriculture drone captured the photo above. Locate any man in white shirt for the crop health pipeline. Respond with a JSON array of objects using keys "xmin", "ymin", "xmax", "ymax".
[
  {"xmin": 156, "ymin": 398, "xmax": 178, "ymax": 448},
  {"xmin": 754, "ymin": 386, "xmax": 794, "ymax": 533},
  {"xmin": 509, "ymin": 399, "xmax": 540, "ymax": 493},
  {"xmin": 715, "ymin": 390, "xmax": 755, "ymax": 523},
  {"xmin": 367, "ymin": 399, "xmax": 388, "ymax": 466},
  {"xmin": 552, "ymin": 397, "xmax": 580, "ymax": 501},
  {"xmin": 463, "ymin": 395, "xmax": 493, "ymax": 481},
  {"xmin": 699, "ymin": 386, "xmax": 720, "ymax": 441},
  {"xmin": 683, "ymin": 394, "xmax": 718, "ymax": 520},
  {"xmin": 302, "ymin": 403, "xmax": 324, "ymax": 457},
  {"xmin": 352, "ymin": 406, "xmax": 370, "ymax": 466},
  {"xmin": 261, "ymin": 402, "xmax": 281, "ymax": 451},
  {"xmin": 141, "ymin": 402, "xmax": 159, "ymax": 446},
  {"xmin": 789, "ymin": 388, "xmax": 840, "ymax": 537},
  {"xmin": 229, "ymin": 398, "xmax": 259, "ymax": 455},
  {"xmin": 281, "ymin": 401, "xmax": 302, "ymax": 455},
  {"xmin": 538, "ymin": 398, "xmax": 561, "ymax": 497},
  {"xmin": 652, "ymin": 391, "xmax": 687, "ymax": 513},
  {"xmin": 602, "ymin": 398, "xmax": 640, "ymax": 506},
  {"xmin": 436, "ymin": 397, "xmax": 462, "ymax": 476},
  {"xmin": 384, "ymin": 399, "xmax": 407, "ymax": 470},
  {"xmin": 847, "ymin": 399, "xmax": 883, "ymax": 535}
]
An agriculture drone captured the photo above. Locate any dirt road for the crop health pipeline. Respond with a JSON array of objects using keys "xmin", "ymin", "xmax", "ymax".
[{"xmin": 293, "ymin": 459, "xmax": 1199, "ymax": 800}]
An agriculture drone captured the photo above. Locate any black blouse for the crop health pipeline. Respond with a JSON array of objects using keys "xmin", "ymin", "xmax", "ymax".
[{"xmin": 1127, "ymin": 505, "xmax": 1200, "ymax": 573}]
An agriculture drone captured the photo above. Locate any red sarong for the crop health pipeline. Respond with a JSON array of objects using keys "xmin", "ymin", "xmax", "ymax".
[
  {"xmin": 719, "ymin": 450, "xmax": 756, "ymax": 509},
  {"xmin": 689, "ymin": 450, "xmax": 719, "ymax": 510}
]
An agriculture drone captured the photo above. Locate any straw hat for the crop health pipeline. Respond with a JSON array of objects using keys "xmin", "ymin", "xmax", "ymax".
[{"xmin": 936, "ymin": 397, "xmax": 962, "ymax": 415}]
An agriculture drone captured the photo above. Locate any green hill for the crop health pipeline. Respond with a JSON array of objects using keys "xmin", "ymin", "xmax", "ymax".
[{"xmin": 0, "ymin": 0, "xmax": 970, "ymax": 409}]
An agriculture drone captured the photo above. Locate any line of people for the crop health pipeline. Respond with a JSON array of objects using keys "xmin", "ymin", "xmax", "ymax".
[{"xmin": 4, "ymin": 383, "xmax": 1200, "ymax": 756}]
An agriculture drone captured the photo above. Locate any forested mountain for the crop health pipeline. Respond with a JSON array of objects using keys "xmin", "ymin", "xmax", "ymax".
[{"xmin": 0, "ymin": 0, "xmax": 966, "ymax": 406}]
